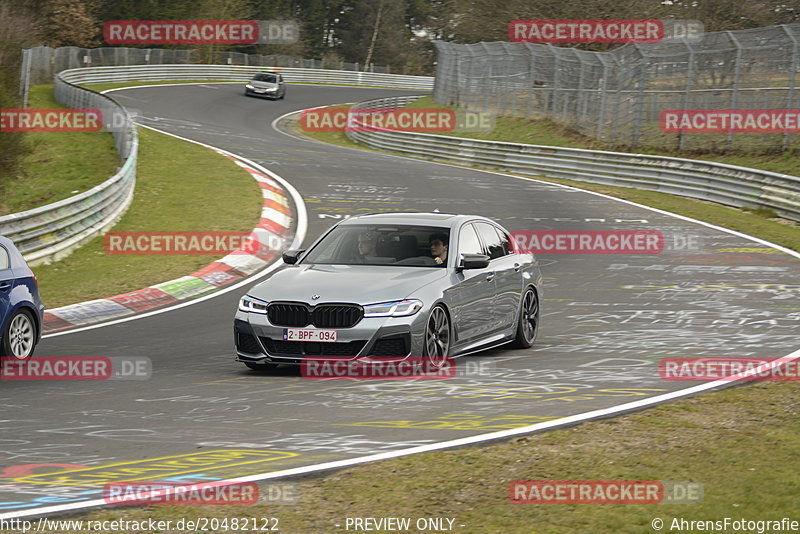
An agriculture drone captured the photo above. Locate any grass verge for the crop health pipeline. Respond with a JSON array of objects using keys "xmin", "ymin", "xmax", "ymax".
[
  {"xmin": 33, "ymin": 125, "xmax": 261, "ymax": 308},
  {"xmin": 0, "ymin": 85, "xmax": 119, "ymax": 215},
  {"xmin": 403, "ymin": 96, "xmax": 800, "ymax": 177},
  {"xmin": 19, "ymin": 381, "xmax": 800, "ymax": 533},
  {"xmin": 2, "ymin": 83, "xmax": 263, "ymax": 308},
  {"xmin": 295, "ymin": 102, "xmax": 799, "ymax": 252}
]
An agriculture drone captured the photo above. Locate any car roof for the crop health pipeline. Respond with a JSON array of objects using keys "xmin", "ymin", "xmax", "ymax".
[
  {"xmin": 337, "ymin": 212, "xmax": 493, "ymax": 228},
  {"xmin": 0, "ymin": 236, "xmax": 16, "ymax": 250},
  {"xmin": 0, "ymin": 236, "xmax": 24, "ymax": 265}
]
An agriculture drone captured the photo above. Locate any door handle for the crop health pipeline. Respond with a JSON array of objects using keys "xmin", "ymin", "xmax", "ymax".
[
  {"xmin": 513, "ymin": 263, "xmax": 521, "ymax": 272},
  {"xmin": 0, "ymin": 282, "xmax": 11, "ymax": 291},
  {"xmin": 485, "ymin": 272, "xmax": 495, "ymax": 281}
]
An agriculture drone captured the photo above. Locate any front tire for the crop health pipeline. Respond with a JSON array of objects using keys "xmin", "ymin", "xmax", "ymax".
[
  {"xmin": 423, "ymin": 305, "xmax": 450, "ymax": 367},
  {"xmin": 1, "ymin": 309, "xmax": 37, "ymax": 360},
  {"xmin": 510, "ymin": 287, "xmax": 539, "ymax": 349}
]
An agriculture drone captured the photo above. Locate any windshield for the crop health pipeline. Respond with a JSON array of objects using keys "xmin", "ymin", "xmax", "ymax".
[
  {"xmin": 252, "ymin": 73, "xmax": 277, "ymax": 83},
  {"xmin": 301, "ymin": 224, "xmax": 450, "ymax": 267}
]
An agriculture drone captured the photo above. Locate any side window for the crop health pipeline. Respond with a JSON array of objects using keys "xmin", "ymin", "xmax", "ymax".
[
  {"xmin": 494, "ymin": 226, "xmax": 513, "ymax": 255},
  {"xmin": 458, "ymin": 224, "xmax": 483, "ymax": 256},
  {"xmin": 475, "ymin": 223, "xmax": 505, "ymax": 259},
  {"xmin": 0, "ymin": 246, "xmax": 9, "ymax": 270}
]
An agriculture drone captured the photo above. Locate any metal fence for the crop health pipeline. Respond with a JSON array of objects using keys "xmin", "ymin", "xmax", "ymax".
[
  {"xmin": 0, "ymin": 73, "xmax": 137, "ymax": 266},
  {"xmin": 21, "ymin": 45, "xmax": 391, "ymax": 88},
  {"xmin": 433, "ymin": 23, "xmax": 800, "ymax": 152},
  {"xmin": 347, "ymin": 95, "xmax": 800, "ymax": 222}
]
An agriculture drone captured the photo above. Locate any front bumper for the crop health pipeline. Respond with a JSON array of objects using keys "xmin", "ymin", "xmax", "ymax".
[
  {"xmin": 245, "ymin": 88, "xmax": 280, "ymax": 99},
  {"xmin": 234, "ymin": 308, "xmax": 427, "ymax": 365}
]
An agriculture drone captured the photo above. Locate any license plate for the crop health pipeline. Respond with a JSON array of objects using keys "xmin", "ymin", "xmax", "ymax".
[
  {"xmin": 255, "ymin": 89, "xmax": 267, "ymax": 93},
  {"xmin": 283, "ymin": 328, "xmax": 338, "ymax": 342}
]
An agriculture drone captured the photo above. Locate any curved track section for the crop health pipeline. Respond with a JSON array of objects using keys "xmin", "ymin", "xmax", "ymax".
[{"xmin": 1, "ymin": 83, "xmax": 798, "ymax": 517}]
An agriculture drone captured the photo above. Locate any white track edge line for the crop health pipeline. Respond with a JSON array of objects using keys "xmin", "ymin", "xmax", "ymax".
[{"xmin": 5, "ymin": 348, "xmax": 799, "ymax": 520}]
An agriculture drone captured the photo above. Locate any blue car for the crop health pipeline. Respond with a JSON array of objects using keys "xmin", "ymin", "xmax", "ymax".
[{"xmin": 0, "ymin": 236, "xmax": 44, "ymax": 360}]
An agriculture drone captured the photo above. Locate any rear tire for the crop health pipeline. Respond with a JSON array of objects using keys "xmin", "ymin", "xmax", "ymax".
[
  {"xmin": 510, "ymin": 287, "xmax": 539, "ymax": 349},
  {"xmin": 1, "ymin": 309, "xmax": 37, "ymax": 360}
]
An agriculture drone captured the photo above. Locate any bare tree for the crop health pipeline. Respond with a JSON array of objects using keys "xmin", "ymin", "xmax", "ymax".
[{"xmin": 364, "ymin": 0, "xmax": 384, "ymax": 67}]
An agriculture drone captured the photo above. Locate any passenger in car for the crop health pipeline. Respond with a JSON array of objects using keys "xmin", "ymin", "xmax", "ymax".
[{"xmin": 429, "ymin": 233, "xmax": 449, "ymax": 265}]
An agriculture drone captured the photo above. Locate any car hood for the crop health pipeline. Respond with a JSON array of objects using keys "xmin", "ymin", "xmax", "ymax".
[
  {"xmin": 249, "ymin": 81, "xmax": 278, "ymax": 89},
  {"xmin": 249, "ymin": 264, "xmax": 446, "ymax": 305}
]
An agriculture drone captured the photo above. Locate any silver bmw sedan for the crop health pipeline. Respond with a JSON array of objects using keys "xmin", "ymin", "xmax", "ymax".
[{"xmin": 234, "ymin": 213, "xmax": 541, "ymax": 371}]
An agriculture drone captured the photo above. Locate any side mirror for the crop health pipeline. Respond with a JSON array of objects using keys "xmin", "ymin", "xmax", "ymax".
[
  {"xmin": 457, "ymin": 253, "xmax": 490, "ymax": 271},
  {"xmin": 282, "ymin": 249, "xmax": 305, "ymax": 264}
]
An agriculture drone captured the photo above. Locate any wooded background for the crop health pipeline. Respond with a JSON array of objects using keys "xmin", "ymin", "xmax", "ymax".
[{"xmin": 3, "ymin": 0, "xmax": 800, "ymax": 180}]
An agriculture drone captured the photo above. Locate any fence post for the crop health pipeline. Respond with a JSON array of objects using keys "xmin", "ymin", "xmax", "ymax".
[
  {"xmin": 678, "ymin": 36, "xmax": 696, "ymax": 151},
  {"xmin": 19, "ymin": 48, "xmax": 31, "ymax": 107},
  {"xmin": 631, "ymin": 44, "xmax": 648, "ymax": 149},
  {"xmin": 525, "ymin": 43, "xmax": 536, "ymax": 117},
  {"xmin": 781, "ymin": 25, "xmax": 798, "ymax": 151},
  {"xmin": 574, "ymin": 49, "xmax": 585, "ymax": 124},
  {"xmin": 548, "ymin": 44, "xmax": 559, "ymax": 117},
  {"xmin": 596, "ymin": 55, "xmax": 611, "ymax": 140},
  {"xmin": 725, "ymin": 31, "xmax": 743, "ymax": 147}
]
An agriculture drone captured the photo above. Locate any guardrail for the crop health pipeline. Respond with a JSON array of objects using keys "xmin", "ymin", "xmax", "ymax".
[
  {"xmin": 57, "ymin": 64, "xmax": 434, "ymax": 89},
  {"xmin": 1, "ymin": 66, "xmax": 433, "ymax": 266},
  {"xmin": 0, "ymin": 74, "xmax": 138, "ymax": 266},
  {"xmin": 347, "ymin": 96, "xmax": 800, "ymax": 222}
]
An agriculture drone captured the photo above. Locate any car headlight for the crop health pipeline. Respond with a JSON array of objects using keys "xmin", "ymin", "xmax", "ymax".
[
  {"xmin": 239, "ymin": 295, "xmax": 268, "ymax": 314},
  {"xmin": 363, "ymin": 299, "xmax": 423, "ymax": 317},
  {"xmin": 245, "ymin": 84, "xmax": 255, "ymax": 89}
]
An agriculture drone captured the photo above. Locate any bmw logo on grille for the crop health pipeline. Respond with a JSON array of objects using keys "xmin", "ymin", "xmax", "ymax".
[{"xmin": 311, "ymin": 294, "xmax": 321, "ymax": 300}]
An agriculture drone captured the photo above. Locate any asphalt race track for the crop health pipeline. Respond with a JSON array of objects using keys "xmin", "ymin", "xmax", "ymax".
[{"xmin": 1, "ymin": 83, "xmax": 798, "ymax": 516}]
